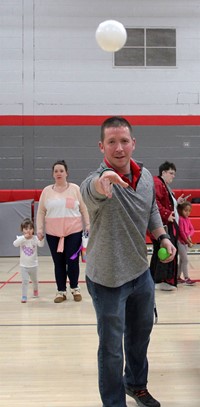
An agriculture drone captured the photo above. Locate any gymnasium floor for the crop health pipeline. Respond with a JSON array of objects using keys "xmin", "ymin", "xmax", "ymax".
[{"xmin": 0, "ymin": 255, "xmax": 200, "ymax": 407}]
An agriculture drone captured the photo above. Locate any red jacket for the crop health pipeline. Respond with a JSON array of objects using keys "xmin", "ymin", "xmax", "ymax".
[{"xmin": 153, "ymin": 176, "xmax": 174, "ymax": 225}]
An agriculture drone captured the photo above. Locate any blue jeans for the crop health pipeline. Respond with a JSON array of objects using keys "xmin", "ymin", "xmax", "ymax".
[{"xmin": 86, "ymin": 269, "xmax": 155, "ymax": 407}]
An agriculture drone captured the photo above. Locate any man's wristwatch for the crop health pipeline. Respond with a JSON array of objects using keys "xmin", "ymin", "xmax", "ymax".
[{"xmin": 157, "ymin": 233, "xmax": 171, "ymax": 244}]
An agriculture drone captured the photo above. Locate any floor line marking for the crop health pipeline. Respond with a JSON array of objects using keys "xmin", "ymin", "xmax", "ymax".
[
  {"xmin": 0, "ymin": 272, "xmax": 19, "ymax": 289},
  {"xmin": 0, "ymin": 279, "xmax": 86, "ymax": 284},
  {"xmin": 0, "ymin": 322, "xmax": 199, "ymax": 327}
]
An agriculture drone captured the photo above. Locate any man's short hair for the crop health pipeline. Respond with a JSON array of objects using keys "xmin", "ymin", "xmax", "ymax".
[{"xmin": 101, "ymin": 116, "xmax": 133, "ymax": 141}]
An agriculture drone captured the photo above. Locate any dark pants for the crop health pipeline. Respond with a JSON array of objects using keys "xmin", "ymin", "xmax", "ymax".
[
  {"xmin": 86, "ymin": 269, "xmax": 154, "ymax": 407},
  {"xmin": 150, "ymin": 223, "xmax": 178, "ymax": 286},
  {"xmin": 46, "ymin": 232, "xmax": 82, "ymax": 291}
]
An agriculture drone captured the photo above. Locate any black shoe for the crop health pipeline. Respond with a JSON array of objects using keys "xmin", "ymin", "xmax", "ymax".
[{"xmin": 125, "ymin": 386, "xmax": 160, "ymax": 407}]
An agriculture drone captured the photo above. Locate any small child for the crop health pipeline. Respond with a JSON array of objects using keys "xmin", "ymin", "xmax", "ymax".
[
  {"xmin": 13, "ymin": 218, "xmax": 44, "ymax": 303},
  {"xmin": 177, "ymin": 201, "xmax": 195, "ymax": 285}
]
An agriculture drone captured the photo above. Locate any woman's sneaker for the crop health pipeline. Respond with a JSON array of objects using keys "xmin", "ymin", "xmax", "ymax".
[
  {"xmin": 33, "ymin": 290, "xmax": 39, "ymax": 297},
  {"xmin": 54, "ymin": 291, "xmax": 67, "ymax": 303},
  {"xmin": 125, "ymin": 386, "xmax": 160, "ymax": 407},
  {"xmin": 21, "ymin": 296, "xmax": 27, "ymax": 303},
  {"xmin": 155, "ymin": 282, "xmax": 177, "ymax": 291},
  {"xmin": 71, "ymin": 287, "xmax": 82, "ymax": 302}
]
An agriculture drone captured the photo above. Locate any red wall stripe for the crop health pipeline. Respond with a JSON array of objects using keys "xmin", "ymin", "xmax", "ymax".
[{"xmin": 0, "ymin": 115, "xmax": 200, "ymax": 126}]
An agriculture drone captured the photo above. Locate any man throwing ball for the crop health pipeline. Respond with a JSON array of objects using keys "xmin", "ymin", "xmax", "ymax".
[{"xmin": 80, "ymin": 116, "xmax": 176, "ymax": 407}]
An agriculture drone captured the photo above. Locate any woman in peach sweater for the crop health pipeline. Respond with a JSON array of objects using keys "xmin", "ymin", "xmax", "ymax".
[{"xmin": 36, "ymin": 160, "xmax": 90, "ymax": 303}]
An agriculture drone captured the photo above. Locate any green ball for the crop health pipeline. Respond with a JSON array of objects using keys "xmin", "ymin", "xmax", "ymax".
[{"xmin": 158, "ymin": 247, "xmax": 170, "ymax": 261}]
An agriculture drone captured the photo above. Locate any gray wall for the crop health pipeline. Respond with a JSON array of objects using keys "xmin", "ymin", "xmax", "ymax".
[
  {"xmin": 1, "ymin": 1, "xmax": 200, "ymax": 116},
  {"xmin": 0, "ymin": 200, "xmax": 32, "ymax": 256},
  {"xmin": 0, "ymin": 124, "xmax": 199, "ymax": 189},
  {"xmin": 0, "ymin": 1, "xmax": 200, "ymax": 190}
]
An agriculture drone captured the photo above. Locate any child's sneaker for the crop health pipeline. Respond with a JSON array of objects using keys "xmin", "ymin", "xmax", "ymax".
[
  {"xmin": 71, "ymin": 287, "xmax": 82, "ymax": 302},
  {"xmin": 184, "ymin": 278, "xmax": 195, "ymax": 286},
  {"xmin": 177, "ymin": 278, "xmax": 185, "ymax": 284},
  {"xmin": 33, "ymin": 290, "xmax": 39, "ymax": 297},
  {"xmin": 21, "ymin": 296, "xmax": 27, "ymax": 303}
]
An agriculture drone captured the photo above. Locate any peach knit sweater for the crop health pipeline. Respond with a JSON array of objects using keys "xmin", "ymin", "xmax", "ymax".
[{"xmin": 36, "ymin": 183, "xmax": 89, "ymax": 252}]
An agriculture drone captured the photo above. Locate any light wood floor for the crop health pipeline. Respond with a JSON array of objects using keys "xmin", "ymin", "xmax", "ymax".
[{"xmin": 0, "ymin": 255, "xmax": 200, "ymax": 407}]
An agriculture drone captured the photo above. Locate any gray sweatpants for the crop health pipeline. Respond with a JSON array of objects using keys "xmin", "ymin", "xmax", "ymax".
[
  {"xmin": 177, "ymin": 241, "xmax": 189, "ymax": 279},
  {"xmin": 21, "ymin": 266, "xmax": 38, "ymax": 297}
]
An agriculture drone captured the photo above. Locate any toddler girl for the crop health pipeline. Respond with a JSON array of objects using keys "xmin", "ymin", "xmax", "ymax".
[
  {"xmin": 177, "ymin": 201, "xmax": 195, "ymax": 285},
  {"xmin": 13, "ymin": 218, "xmax": 44, "ymax": 302}
]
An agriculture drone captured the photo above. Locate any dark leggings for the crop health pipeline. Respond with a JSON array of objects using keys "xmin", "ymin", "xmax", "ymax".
[{"xmin": 46, "ymin": 232, "xmax": 82, "ymax": 291}]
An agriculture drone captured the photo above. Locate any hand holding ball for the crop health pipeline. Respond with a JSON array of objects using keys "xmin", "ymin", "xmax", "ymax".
[
  {"xmin": 95, "ymin": 20, "xmax": 127, "ymax": 52},
  {"xmin": 158, "ymin": 248, "xmax": 170, "ymax": 261}
]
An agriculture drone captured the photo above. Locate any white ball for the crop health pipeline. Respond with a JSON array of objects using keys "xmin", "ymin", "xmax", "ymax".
[{"xmin": 95, "ymin": 20, "xmax": 127, "ymax": 52}]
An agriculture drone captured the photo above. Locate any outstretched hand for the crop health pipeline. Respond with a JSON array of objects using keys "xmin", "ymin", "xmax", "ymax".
[{"xmin": 95, "ymin": 171, "xmax": 128, "ymax": 198}]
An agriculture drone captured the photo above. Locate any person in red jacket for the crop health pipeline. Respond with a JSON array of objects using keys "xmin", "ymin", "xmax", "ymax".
[{"xmin": 150, "ymin": 161, "xmax": 184, "ymax": 291}]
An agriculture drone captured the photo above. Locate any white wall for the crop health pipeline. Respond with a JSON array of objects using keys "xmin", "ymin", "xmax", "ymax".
[{"xmin": 0, "ymin": 0, "xmax": 200, "ymax": 116}]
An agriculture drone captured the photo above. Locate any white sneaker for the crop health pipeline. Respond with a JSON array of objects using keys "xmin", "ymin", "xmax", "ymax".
[{"xmin": 155, "ymin": 282, "xmax": 177, "ymax": 291}]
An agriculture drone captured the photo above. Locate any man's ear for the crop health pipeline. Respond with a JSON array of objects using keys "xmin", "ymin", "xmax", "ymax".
[
  {"xmin": 98, "ymin": 141, "xmax": 104, "ymax": 154},
  {"xmin": 132, "ymin": 138, "xmax": 136, "ymax": 152}
]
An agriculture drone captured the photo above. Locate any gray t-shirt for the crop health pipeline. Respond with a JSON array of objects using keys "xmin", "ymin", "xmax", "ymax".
[{"xmin": 80, "ymin": 161, "xmax": 163, "ymax": 287}]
